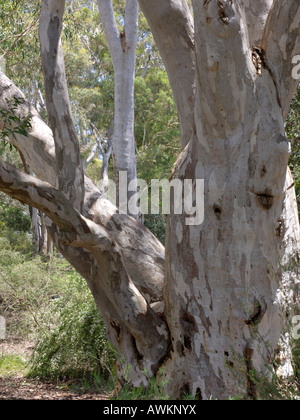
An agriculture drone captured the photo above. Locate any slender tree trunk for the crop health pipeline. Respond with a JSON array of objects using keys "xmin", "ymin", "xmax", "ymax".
[{"xmin": 97, "ymin": 0, "xmax": 139, "ymax": 217}]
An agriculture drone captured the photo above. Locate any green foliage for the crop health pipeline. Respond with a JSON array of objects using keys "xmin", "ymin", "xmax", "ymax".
[
  {"xmin": 28, "ymin": 271, "xmax": 116, "ymax": 384},
  {"xmin": 287, "ymin": 86, "xmax": 300, "ymax": 210},
  {"xmin": 0, "ymin": 96, "xmax": 32, "ymax": 147},
  {"xmin": 0, "ymin": 204, "xmax": 31, "ymax": 233},
  {"xmin": 85, "ymin": 158, "xmax": 103, "ymax": 185},
  {"xmin": 0, "ymin": 234, "xmax": 116, "ymax": 385},
  {"xmin": 113, "ymin": 377, "xmax": 170, "ymax": 401},
  {"xmin": 144, "ymin": 214, "xmax": 166, "ymax": 245},
  {"xmin": 0, "ymin": 354, "xmax": 27, "ymax": 377},
  {"xmin": 135, "ymin": 73, "xmax": 180, "ymax": 182},
  {"xmin": 0, "ymin": 239, "xmax": 59, "ymax": 338},
  {"xmin": 0, "ymin": 0, "xmax": 42, "ymax": 92}
]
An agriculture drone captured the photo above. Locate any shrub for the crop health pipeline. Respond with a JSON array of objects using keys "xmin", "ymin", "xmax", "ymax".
[
  {"xmin": 28, "ymin": 271, "xmax": 116, "ymax": 384},
  {"xmin": 144, "ymin": 214, "xmax": 166, "ymax": 245}
]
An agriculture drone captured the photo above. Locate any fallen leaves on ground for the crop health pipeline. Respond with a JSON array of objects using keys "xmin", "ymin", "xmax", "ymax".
[{"xmin": 0, "ymin": 376, "xmax": 111, "ymax": 400}]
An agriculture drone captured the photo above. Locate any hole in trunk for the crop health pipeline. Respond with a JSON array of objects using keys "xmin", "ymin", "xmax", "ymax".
[
  {"xmin": 196, "ymin": 387, "xmax": 203, "ymax": 400},
  {"xmin": 213, "ymin": 204, "xmax": 222, "ymax": 219},
  {"xmin": 110, "ymin": 319, "xmax": 121, "ymax": 344},
  {"xmin": 180, "ymin": 383, "xmax": 191, "ymax": 398},
  {"xmin": 184, "ymin": 335, "xmax": 192, "ymax": 350},
  {"xmin": 260, "ymin": 165, "xmax": 267, "ymax": 177}
]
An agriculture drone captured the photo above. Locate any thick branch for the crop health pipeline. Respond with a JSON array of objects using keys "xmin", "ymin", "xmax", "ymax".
[
  {"xmin": 0, "ymin": 71, "xmax": 56, "ymax": 184},
  {"xmin": 97, "ymin": 0, "xmax": 123, "ymax": 66},
  {"xmin": 124, "ymin": 0, "xmax": 139, "ymax": 50},
  {"xmin": 241, "ymin": 0, "xmax": 274, "ymax": 45},
  {"xmin": 139, "ymin": 0, "xmax": 196, "ymax": 149},
  {"xmin": 39, "ymin": 0, "xmax": 85, "ymax": 211},
  {"xmin": 0, "ymin": 159, "xmax": 89, "ymax": 236},
  {"xmin": 261, "ymin": 0, "xmax": 300, "ymax": 120},
  {"xmin": 192, "ymin": 0, "xmax": 256, "ymax": 146},
  {"xmin": 0, "ymin": 158, "xmax": 169, "ymax": 366},
  {"xmin": 0, "ymin": 72, "xmax": 165, "ymax": 306}
]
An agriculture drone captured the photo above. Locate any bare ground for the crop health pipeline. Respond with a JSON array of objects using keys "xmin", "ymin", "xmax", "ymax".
[{"xmin": 0, "ymin": 339, "xmax": 112, "ymax": 400}]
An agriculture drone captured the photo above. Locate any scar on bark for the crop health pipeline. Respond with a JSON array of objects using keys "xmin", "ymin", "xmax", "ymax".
[
  {"xmin": 180, "ymin": 308, "xmax": 198, "ymax": 350},
  {"xmin": 131, "ymin": 335, "xmax": 144, "ymax": 366},
  {"xmin": 217, "ymin": 0, "xmax": 229, "ymax": 25},
  {"xmin": 245, "ymin": 298, "xmax": 267, "ymax": 326},
  {"xmin": 255, "ymin": 189, "xmax": 274, "ymax": 210},
  {"xmin": 244, "ymin": 344, "xmax": 257, "ymax": 399},
  {"xmin": 276, "ymin": 218, "xmax": 285, "ymax": 238},
  {"xmin": 252, "ymin": 47, "xmax": 263, "ymax": 76},
  {"xmin": 110, "ymin": 319, "xmax": 121, "ymax": 344},
  {"xmin": 213, "ymin": 204, "xmax": 222, "ymax": 220},
  {"xmin": 251, "ymin": 47, "xmax": 282, "ymax": 108},
  {"xmin": 120, "ymin": 31, "xmax": 126, "ymax": 51}
]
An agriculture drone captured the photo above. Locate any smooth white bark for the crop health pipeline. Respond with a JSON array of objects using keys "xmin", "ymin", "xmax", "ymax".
[{"xmin": 97, "ymin": 0, "xmax": 139, "ymax": 216}]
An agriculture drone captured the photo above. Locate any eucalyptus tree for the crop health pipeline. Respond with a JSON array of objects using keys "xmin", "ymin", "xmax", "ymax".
[
  {"xmin": 0, "ymin": 0, "xmax": 299, "ymax": 400},
  {"xmin": 97, "ymin": 0, "xmax": 139, "ymax": 215}
]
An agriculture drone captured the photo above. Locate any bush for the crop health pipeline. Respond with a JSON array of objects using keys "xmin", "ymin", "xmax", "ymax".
[
  {"xmin": 28, "ymin": 271, "xmax": 116, "ymax": 384},
  {"xmin": 0, "ymin": 205, "xmax": 31, "ymax": 233},
  {"xmin": 144, "ymin": 214, "xmax": 166, "ymax": 245},
  {"xmin": 0, "ymin": 241, "xmax": 60, "ymax": 339},
  {"xmin": 0, "ymin": 233, "xmax": 116, "ymax": 385}
]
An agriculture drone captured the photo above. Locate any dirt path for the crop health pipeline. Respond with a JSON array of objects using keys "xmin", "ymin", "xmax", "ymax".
[
  {"xmin": 0, "ymin": 340, "xmax": 112, "ymax": 400},
  {"xmin": 0, "ymin": 376, "xmax": 111, "ymax": 400}
]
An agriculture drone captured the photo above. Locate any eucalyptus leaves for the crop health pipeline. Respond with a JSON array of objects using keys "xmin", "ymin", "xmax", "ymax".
[{"xmin": 0, "ymin": 96, "xmax": 32, "ymax": 151}]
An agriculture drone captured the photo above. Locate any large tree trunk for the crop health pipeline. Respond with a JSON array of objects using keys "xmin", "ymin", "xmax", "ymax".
[
  {"xmin": 0, "ymin": 0, "xmax": 299, "ymax": 400},
  {"xmin": 154, "ymin": 0, "xmax": 300, "ymax": 399}
]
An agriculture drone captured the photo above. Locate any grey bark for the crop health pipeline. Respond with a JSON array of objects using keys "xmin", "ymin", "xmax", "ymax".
[
  {"xmin": 39, "ymin": 0, "xmax": 85, "ymax": 212},
  {"xmin": 0, "ymin": 0, "xmax": 299, "ymax": 400},
  {"xmin": 139, "ymin": 0, "xmax": 196, "ymax": 149},
  {"xmin": 97, "ymin": 0, "xmax": 139, "ymax": 217},
  {"xmin": 157, "ymin": 0, "xmax": 300, "ymax": 399}
]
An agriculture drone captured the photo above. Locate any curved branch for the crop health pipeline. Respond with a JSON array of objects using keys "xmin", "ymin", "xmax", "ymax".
[
  {"xmin": 261, "ymin": 0, "xmax": 300, "ymax": 120},
  {"xmin": 0, "ymin": 72, "xmax": 165, "ymax": 306},
  {"xmin": 139, "ymin": 0, "xmax": 196, "ymax": 149},
  {"xmin": 0, "ymin": 158, "xmax": 89, "ymax": 236},
  {"xmin": 97, "ymin": 0, "xmax": 123, "ymax": 66},
  {"xmin": 0, "ymin": 157, "xmax": 169, "ymax": 366}
]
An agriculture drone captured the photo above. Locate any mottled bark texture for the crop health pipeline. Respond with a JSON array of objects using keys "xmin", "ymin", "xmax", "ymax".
[
  {"xmin": 0, "ymin": 0, "xmax": 299, "ymax": 400},
  {"xmin": 158, "ymin": 0, "xmax": 300, "ymax": 399}
]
